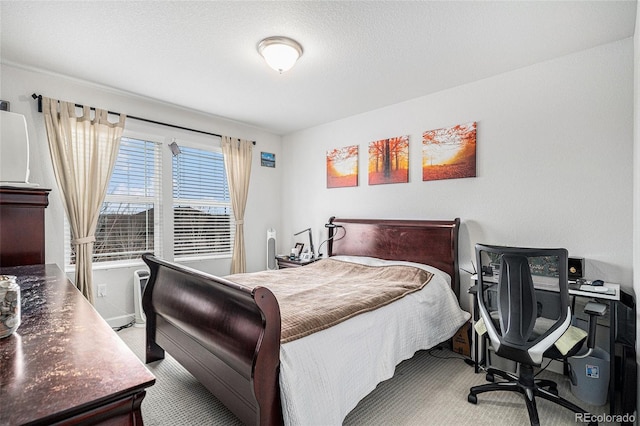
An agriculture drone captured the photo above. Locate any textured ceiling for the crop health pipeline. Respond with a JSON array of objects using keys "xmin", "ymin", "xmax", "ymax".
[{"xmin": 1, "ymin": 1, "xmax": 636, "ymax": 135}]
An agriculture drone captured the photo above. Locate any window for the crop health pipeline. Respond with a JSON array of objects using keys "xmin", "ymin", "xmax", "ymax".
[
  {"xmin": 65, "ymin": 133, "xmax": 233, "ymax": 267},
  {"xmin": 67, "ymin": 137, "xmax": 162, "ymax": 264},
  {"xmin": 172, "ymin": 145, "xmax": 234, "ymax": 259}
]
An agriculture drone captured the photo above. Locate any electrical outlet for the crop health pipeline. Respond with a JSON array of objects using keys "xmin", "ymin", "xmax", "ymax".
[{"xmin": 97, "ymin": 284, "xmax": 107, "ymax": 297}]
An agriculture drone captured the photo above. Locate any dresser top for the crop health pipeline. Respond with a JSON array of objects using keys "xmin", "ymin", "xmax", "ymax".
[{"xmin": 0, "ymin": 264, "xmax": 155, "ymax": 425}]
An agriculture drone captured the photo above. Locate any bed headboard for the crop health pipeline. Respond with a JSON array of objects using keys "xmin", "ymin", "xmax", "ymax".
[{"xmin": 327, "ymin": 217, "xmax": 461, "ymax": 297}]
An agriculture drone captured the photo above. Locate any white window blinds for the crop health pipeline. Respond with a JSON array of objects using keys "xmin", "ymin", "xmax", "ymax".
[{"xmin": 172, "ymin": 145, "xmax": 234, "ymax": 258}]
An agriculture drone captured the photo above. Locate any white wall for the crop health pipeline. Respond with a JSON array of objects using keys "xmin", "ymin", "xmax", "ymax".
[
  {"xmin": 0, "ymin": 63, "xmax": 283, "ymax": 325},
  {"xmin": 281, "ymin": 39, "xmax": 634, "ymax": 313}
]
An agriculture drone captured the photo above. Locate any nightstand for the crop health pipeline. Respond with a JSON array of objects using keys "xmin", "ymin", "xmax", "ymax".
[{"xmin": 275, "ymin": 255, "xmax": 317, "ymax": 269}]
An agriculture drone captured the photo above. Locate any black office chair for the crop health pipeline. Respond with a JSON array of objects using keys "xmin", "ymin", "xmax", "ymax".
[{"xmin": 468, "ymin": 244, "xmax": 602, "ymax": 426}]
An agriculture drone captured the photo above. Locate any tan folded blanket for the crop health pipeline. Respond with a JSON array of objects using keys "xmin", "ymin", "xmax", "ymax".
[{"xmin": 227, "ymin": 258, "xmax": 433, "ymax": 343}]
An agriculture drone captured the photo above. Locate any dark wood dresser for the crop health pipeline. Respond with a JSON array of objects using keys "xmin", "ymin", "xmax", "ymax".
[
  {"xmin": 0, "ymin": 186, "xmax": 51, "ymax": 267},
  {"xmin": 0, "ymin": 263, "xmax": 156, "ymax": 425}
]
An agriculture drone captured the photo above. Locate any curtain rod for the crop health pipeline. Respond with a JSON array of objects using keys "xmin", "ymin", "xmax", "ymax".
[{"xmin": 31, "ymin": 93, "xmax": 255, "ymax": 145}]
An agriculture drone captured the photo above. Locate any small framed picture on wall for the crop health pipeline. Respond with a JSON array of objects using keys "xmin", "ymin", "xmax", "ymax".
[{"xmin": 261, "ymin": 152, "xmax": 276, "ymax": 168}]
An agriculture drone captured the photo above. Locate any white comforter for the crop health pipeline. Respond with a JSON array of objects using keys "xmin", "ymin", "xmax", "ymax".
[{"xmin": 278, "ymin": 256, "xmax": 471, "ymax": 425}]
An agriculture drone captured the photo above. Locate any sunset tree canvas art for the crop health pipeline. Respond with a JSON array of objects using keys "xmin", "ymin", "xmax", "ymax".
[
  {"xmin": 368, "ymin": 136, "xmax": 409, "ymax": 185},
  {"xmin": 422, "ymin": 122, "xmax": 476, "ymax": 181},
  {"xmin": 326, "ymin": 145, "xmax": 358, "ymax": 188}
]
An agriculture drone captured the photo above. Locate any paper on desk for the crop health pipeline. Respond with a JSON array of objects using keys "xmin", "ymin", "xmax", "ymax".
[{"xmin": 554, "ymin": 326, "xmax": 588, "ymax": 356}]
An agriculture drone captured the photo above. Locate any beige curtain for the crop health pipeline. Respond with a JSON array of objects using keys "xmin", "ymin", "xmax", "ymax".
[
  {"xmin": 221, "ymin": 136, "xmax": 253, "ymax": 274},
  {"xmin": 42, "ymin": 97, "xmax": 125, "ymax": 304}
]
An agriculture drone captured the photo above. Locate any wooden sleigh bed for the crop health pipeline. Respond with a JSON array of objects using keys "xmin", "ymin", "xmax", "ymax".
[{"xmin": 142, "ymin": 217, "xmax": 463, "ymax": 425}]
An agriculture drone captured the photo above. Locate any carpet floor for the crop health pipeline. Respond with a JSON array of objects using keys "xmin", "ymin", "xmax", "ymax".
[{"xmin": 117, "ymin": 326, "xmax": 612, "ymax": 425}]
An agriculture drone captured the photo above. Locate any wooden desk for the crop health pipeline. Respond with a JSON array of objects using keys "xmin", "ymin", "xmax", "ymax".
[{"xmin": 0, "ymin": 264, "xmax": 155, "ymax": 425}]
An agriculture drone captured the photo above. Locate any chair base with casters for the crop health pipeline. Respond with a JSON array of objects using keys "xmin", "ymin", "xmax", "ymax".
[{"xmin": 468, "ymin": 363, "xmax": 597, "ymax": 426}]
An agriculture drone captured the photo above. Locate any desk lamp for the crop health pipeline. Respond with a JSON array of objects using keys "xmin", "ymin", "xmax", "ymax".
[{"xmin": 294, "ymin": 228, "xmax": 314, "ymax": 259}]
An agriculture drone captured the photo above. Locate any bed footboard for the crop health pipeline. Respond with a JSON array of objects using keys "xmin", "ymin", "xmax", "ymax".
[{"xmin": 142, "ymin": 254, "xmax": 282, "ymax": 426}]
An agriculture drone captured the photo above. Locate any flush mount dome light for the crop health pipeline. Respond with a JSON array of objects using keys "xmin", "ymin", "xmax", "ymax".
[{"xmin": 258, "ymin": 36, "xmax": 303, "ymax": 73}]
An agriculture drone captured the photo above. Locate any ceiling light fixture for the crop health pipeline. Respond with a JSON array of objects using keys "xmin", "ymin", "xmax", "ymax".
[{"xmin": 258, "ymin": 36, "xmax": 303, "ymax": 74}]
